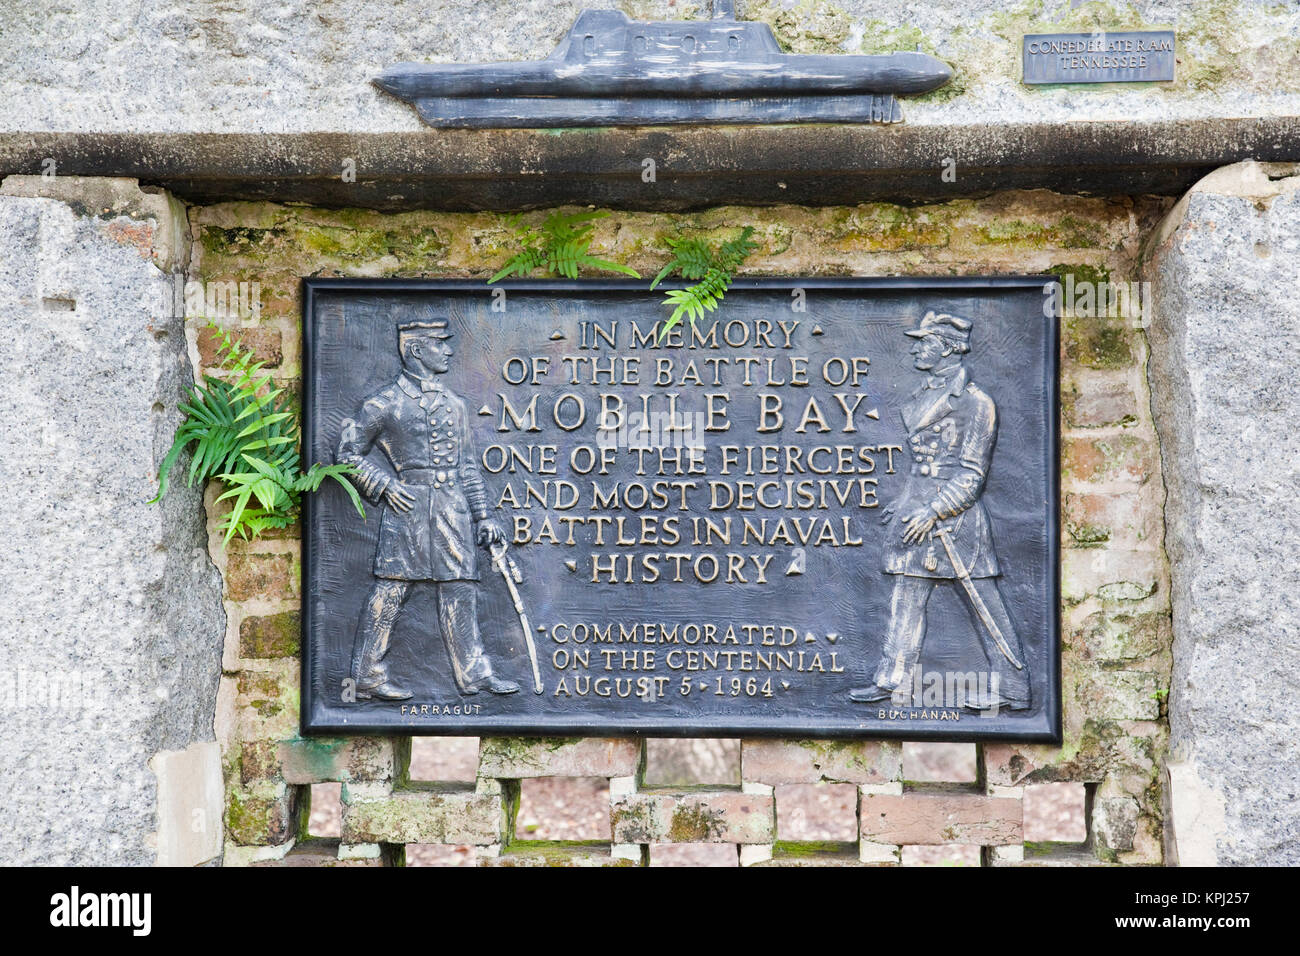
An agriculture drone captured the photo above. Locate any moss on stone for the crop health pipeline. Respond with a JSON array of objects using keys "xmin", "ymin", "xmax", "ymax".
[
  {"xmin": 225, "ymin": 785, "xmax": 289, "ymax": 845},
  {"xmin": 1067, "ymin": 522, "xmax": 1110, "ymax": 546},
  {"xmin": 978, "ymin": 217, "xmax": 1104, "ymax": 249},
  {"xmin": 494, "ymin": 841, "xmax": 638, "ymax": 867},
  {"xmin": 1064, "ymin": 319, "xmax": 1134, "ymax": 369},
  {"xmin": 1048, "ymin": 262, "xmax": 1114, "ymax": 287},
  {"xmin": 239, "ymin": 610, "xmax": 300, "ymax": 658},
  {"xmin": 746, "ymin": 0, "xmax": 852, "ymax": 54},
  {"xmin": 831, "ymin": 204, "xmax": 951, "ymax": 251},
  {"xmin": 772, "ymin": 840, "xmax": 855, "ymax": 858},
  {"xmin": 667, "ymin": 802, "xmax": 727, "ymax": 842}
]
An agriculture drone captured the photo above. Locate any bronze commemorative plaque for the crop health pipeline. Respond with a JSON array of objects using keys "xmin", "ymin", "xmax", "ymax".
[{"xmin": 301, "ymin": 278, "xmax": 1060, "ymax": 740}]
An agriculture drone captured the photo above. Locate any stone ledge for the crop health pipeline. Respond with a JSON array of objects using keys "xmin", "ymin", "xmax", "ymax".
[{"xmin": 3, "ymin": 118, "xmax": 1299, "ymax": 211}]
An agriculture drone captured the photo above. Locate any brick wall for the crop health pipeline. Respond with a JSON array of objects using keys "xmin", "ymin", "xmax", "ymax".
[{"xmin": 199, "ymin": 191, "xmax": 1173, "ymax": 866}]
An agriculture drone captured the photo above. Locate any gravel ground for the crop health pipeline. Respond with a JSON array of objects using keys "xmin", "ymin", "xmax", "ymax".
[{"xmin": 306, "ymin": 737, "xmax": 1086, "ymax": 866}]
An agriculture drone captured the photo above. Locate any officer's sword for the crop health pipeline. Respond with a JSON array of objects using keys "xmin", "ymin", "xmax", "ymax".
[
  {"xmin": 490, "ymin": 542, "xmax": 544, "ymax": 694},
  {"xmin": 933, "ymin": 526, "xmax": 1024, "ymax": 670}
]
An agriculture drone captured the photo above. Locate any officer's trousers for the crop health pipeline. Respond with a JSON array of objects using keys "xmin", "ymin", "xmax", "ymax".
[
  {"xmin": 874, "ymin": 574, "xmax": 1031, "ymax": 705},
  {"xmin": 352, "ymin": 578, "xmax": 493, "ymax": 693}
]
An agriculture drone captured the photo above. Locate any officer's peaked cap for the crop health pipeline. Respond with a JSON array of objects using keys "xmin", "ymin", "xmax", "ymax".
[
  {"xmin": 397, "ymin": 318, "xmax": 453, "ymax": 339},
  {"xmin": 905, "ymin": 310, "xmax": 972, "ymax": 346}
]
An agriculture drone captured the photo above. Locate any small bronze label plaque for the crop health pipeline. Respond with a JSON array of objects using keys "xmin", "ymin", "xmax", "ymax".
[
  {"xmin": 1023, "ymin": 31, "xmax": 1175, "ymax": 84},
  {"xmin": 302, "ymin": 278, "xmax": 1060, "ymax": 740}
]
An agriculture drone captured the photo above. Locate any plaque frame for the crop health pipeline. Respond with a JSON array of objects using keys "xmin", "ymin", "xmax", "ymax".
[{"xmin": 301, "ymin": 276, "xmax": 1061, "ymax": 742}]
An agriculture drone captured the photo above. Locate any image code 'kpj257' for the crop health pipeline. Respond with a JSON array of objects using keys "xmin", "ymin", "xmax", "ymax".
[{"xmin": 302, "ymin": 278, "xmax": 1060, "ymax": 741}]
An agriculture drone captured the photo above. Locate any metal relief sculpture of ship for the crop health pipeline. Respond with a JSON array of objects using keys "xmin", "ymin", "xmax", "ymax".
[{"xmin": 374, "ymin": 0, "xmax": 952, "ymax": 127}]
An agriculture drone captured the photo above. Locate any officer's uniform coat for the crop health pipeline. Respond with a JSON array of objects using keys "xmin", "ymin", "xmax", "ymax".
[
  {"xmin": 881, "ymin": 365, "xmax": 1002, "ymax": 579},
  {"xmin": 337, "ymin": 373, "xmax": 490, "ymax": 582}
]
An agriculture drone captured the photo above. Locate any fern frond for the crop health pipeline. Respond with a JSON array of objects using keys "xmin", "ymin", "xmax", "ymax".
[
  {"xmin": 488, "ymin": 209, "xmax": 638, "ymax": 282},
  {"xmin": 653, "ymin": 228, "xmax": 758, "ymax": 339},
  {"xmin": 152, "ymin": 321, "xmax": 361, "ymax": 546}
]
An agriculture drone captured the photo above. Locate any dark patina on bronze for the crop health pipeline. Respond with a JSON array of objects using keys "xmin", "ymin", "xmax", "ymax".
[
  {"xmin": 374, "ymin": 1, "xmax": 952, "ymax": 127},
  {"xmin": 301, "ymin": 277, "xmax": 1060, "ymax": 741}
]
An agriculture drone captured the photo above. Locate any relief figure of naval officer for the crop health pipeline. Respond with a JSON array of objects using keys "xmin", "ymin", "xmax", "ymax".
[
  {"xmin": 337, "ymin": 316, "xmax": 518, "ymax": 701},
  {"xmin": 849, "ymin": 311, "xmax": 1030, "ymax": 710}
]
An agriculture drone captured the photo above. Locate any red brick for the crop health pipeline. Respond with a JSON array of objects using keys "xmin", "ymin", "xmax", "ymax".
[
  {"xmin": 1062, "ymin": 435, "xmax": 1155, "ymax": 485},
  {"xmin": 742, "ymin": 739, "xmax": 900, "ymax": 785},
  {"xmin": 1063, "ymin": 381, "xmax": 1138, "ymax": 428},
  {"xmin": 478, "ymin": 737, "xmax": 641, "ymax": 778},
  {"xmin": 1064, "ymin": 491, "xmax": 1155, "ymax": 548},
  {"xmin": 611, "ymin": 790, "xmax": 774, "ymax": 844},
  {"xmin": 859, "ymin": 787, "xmax": 1022, "ymax": 845},
  {"xmin": 981, "ymin": 744, "xmax": 1040, "ymax": 787}
]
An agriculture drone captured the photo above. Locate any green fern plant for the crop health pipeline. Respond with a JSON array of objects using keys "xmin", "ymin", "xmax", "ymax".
[
  {"xmin": 488, "ymin": 210, "xmax": 641, "ymax": 282},
  {"xmin": 151, "ymin": 323, "xmax": 364, "ymax": 544},
  {"xmin": 650, "ymin": 226, "xmax": 759, "ymax": 338}
]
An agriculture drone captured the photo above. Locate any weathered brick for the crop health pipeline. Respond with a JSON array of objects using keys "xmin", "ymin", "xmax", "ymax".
[
  {"xmin": 1062, "ymin": 315, "xmax": 1135, "ymax": 370},
  {"xmin": 611, "ymin": 790, "xmax": 774, "ymax": 844},
  {"xmin": 236, "ymin": 666, "xmax": 298, "ymax": 724},
  {"xmin": 1092, "ymin": 796, "xmax": 1139, "ymax": 853},
  {"xmin": 225, "ymin": 551, "xmax": 296, "ymax": 601},
  {"xmin": 981, "ymin": 743, "xmax": 1042, "ymax": 787},
  {"xmin": 741, "ymin": 739, "xmax": 901, "ymax": 785},
  {"xmin": 985, "ymin": 844, "xmax": 1025, "ymax": 866},
  {"xmin": 1063, "ymin": 378, "xmax": 1139, "ymax": 428},
  {"xmin": 755, "ymin": 842, "xmax": 873, "ymax": 867},
  {"xmin": 478, "ymin": 737, "xmax": 641, "ymax": 779},
  {"xmin": 1064, "ymin": 492, "xmax": 1156, "ymax": 548},
  {"xmin": 1062, "ymin": 435, "xmax": 1155, "ymax": 485},
  {"xmin": 1076, "ymin": 609, "xmax": 1171, "ymax": 663},
  {"xmin": 342, "ymin": 787, "xmax": 503, "ymax": 845},
  {"xmin": 1061, "ymin": 549, "xmax": 1160, "ymax": 606},
  {"xmin": 279, "ymin": 737, "xmax": 405, "ymax": 785},
  {"xmin": 478, "ymin": 845, "xmax": 639, "ymax": 867},
  {"xmin": 226, "ymin": 782, "xmax": 297, "ymax": 846},
  {"xmin": 239, "ymin": 610, "xmax": 300, "ymax": 658},
  {"xmin": 198, "ymin": 324, "xmax": 282, "ymax": 369},
  {"xmin": 859, "ymin": 786, "xmax": 1023, "ymax": 845},
  {"xmin": 240, "ymin": 739, "xmax": 280, "ymax": 784},
  {"xmin": 1076, "ymin": 669, "xmax": 1162, "ymax": 721},
  {"xmin": 251, "ymin": 838, "xmax": 391, "ymax": 867}
]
